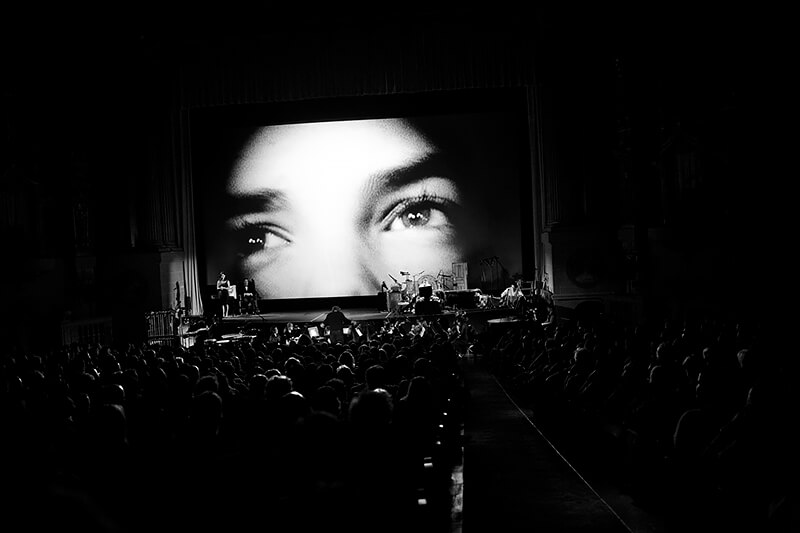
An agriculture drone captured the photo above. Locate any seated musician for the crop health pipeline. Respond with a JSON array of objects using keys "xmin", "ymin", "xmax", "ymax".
[
  {"xmin": 500, "ymin": 278, "xmax": 524, "ymax": 309},
  {"xmin": 240, "ymin": 278, "xmax": 259, "ymax": 314},
  {"xmin": 266, "ymin": 325, "xmax": 282, "ymax": 344},
  {"xmin": 283, "ymin": 322, "xmax": 300, "ymax": 344},
  {"xmin": 530, "ymin": 284, "xmax": 555, "ymax": 324}
]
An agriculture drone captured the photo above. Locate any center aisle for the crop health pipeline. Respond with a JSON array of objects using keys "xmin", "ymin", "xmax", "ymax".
[{"xmin": 461, "ymin": 360, "xmax": 633, "ymax": 533}]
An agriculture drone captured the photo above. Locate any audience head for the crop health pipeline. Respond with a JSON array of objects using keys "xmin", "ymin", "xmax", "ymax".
[
  {"xmin": 364, "ymin": 364, "xmax": 386, "ymax": 391},
  {"xmin": 190, "ymin": 390, "xmax": 224, "ymax": 438},
  {"xmin": 311, "ymin": 385, "xmax": 341, "ymax": 418},
  {"xmin": 265, "ymin": 374, "xmax": 293, "ymax": 402},
  {"xmin": 279, "ymin": 391, "xmax": 310, "ymax": 426},
  {"xmin": 349, "ymin": 388, "xmax": 394, "ymax": 428}
]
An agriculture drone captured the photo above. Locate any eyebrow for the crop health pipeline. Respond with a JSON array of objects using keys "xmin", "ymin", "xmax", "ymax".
[
  {"xmin": 226, "ymin": 188, "xmax": 289, "ymax": 216},
  {"xmin": 360, "ymin": 153, "xmax": 453, "ymax": 200},
  {"xmin": 226, "ymin": 152, "xmax": 454, "ymax": 215}
]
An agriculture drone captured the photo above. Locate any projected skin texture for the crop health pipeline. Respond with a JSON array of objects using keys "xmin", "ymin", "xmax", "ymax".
[{"xmin": 226, "ymin": 118, "xmax": 477, "ymax": 299}]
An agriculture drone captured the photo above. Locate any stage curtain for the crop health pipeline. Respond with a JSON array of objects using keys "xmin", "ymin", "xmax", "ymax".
[
  {"xmin": 176, "ymin": 25, "xmax": 537, "ymax": 108},
  {"xmin": 177, "ymin": 108, "xmax": 205, "ymax": 317}
]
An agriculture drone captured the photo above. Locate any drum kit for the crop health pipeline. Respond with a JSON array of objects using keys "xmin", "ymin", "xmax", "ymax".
[
  {"xmin": 388, "ymin": 271, "xmax": 418, "ymax": 302},
  {"xmin": 387, "ymin": 269, "xmax": 453, "ymax": 305}
]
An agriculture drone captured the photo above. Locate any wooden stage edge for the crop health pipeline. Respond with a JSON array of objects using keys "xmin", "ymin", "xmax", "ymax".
[
  {"xmin": 208, "ymin": 305, "xmax": 520, "ymax": 332},
  {"xmin": 163, "ymin": 305, "xmax": 559, "ymax": 348}
]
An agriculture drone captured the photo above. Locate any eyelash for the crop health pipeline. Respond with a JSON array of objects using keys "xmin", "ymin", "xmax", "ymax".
[
  {"xmin": 381, "ymin": 193, "xmax": 457, "ymax": 231},
  {"xmin": 228, "ymin": 217, "xmax": 291, "ymax": 251}
]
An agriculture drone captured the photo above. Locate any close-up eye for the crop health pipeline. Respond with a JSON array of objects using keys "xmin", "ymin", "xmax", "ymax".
[
  {"xmin": 228, "ymin": 216, "xmax": 292, "ymax": 255},
  {"xmin": 245, "ymin": 229, "xmax": 291, "ymax": 250},
  {"xmin": 383, "ymin": 197, "xmax": 456, "ymax": 232}
]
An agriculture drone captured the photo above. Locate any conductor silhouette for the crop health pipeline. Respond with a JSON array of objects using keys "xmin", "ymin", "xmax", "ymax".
[{"xmin": 323, "ymin": 305, "xmax": 350, "ymax": 345}]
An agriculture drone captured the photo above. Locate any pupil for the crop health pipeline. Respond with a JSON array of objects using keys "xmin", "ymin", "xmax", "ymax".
[
  {"xmin": 247, "ymin": 233, "xmax": 265, "ymax": 248},
  {"xmin": 402, "ymin": 208, "xmax": 430, "ymax": 227}
]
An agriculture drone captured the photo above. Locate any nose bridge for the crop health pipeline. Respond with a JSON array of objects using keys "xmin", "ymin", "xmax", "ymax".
[
  {"xmin": 293, "ymin": 186, "xmax": 380, "ymax": 296},
  {"xmin": 298, "ymin": 228, "xmax": 376, "ymax": 296}
]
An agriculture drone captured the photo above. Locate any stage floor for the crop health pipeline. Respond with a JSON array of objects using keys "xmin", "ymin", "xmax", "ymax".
[
  {"xmin": 220, "ymin": 307, "xmax": 391, "ymax": 325},
  {"xmin": 211, "ymin": 304, "xmax": 520, "ymax": 333}
]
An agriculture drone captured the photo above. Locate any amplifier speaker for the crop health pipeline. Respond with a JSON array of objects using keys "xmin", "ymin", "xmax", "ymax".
[
  {"xmin": 444, "ymin": 290, "xmax": 477, "ymax": 309},
  {"xmin": 377, "ymin": 292, "xmax": 388, "ymax": 311},
  {"xmin": 414, "ymin": 300, "xmax": 442, "ymax": 315}
]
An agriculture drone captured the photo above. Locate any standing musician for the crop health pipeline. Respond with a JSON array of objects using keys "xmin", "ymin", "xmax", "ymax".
[{"xmin": 216, "ymin": 271, "xmax": 231, "ymax": 318}]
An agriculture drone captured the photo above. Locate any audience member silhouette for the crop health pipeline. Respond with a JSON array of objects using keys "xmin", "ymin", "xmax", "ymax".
[
  {"xmin": 1, "ymin": 307, "xmax": 788, "ymax": 533},
  {"xmin": 487, "ymin": 312, "xmax": 791, "ymax": 532}
]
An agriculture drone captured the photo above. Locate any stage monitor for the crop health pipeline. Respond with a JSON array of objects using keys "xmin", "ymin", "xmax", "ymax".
[{"xmin": 192, "ymin": 89, "xmax": 531, "ymax": 300}]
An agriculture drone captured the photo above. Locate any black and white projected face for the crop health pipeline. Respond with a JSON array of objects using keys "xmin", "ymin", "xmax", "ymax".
[
  {"xmin": 202, "ymin": 111, "xmax": 525, "ymax": 299},
  {"xmin": 226, "ymin": 118, "xmax": 468, "ymax": 299}
]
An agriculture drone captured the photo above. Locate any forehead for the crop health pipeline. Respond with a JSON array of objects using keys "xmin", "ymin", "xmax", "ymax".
[{"xmin": 228, "ymin": 118, "xmax": 434, "ymax": 194}]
